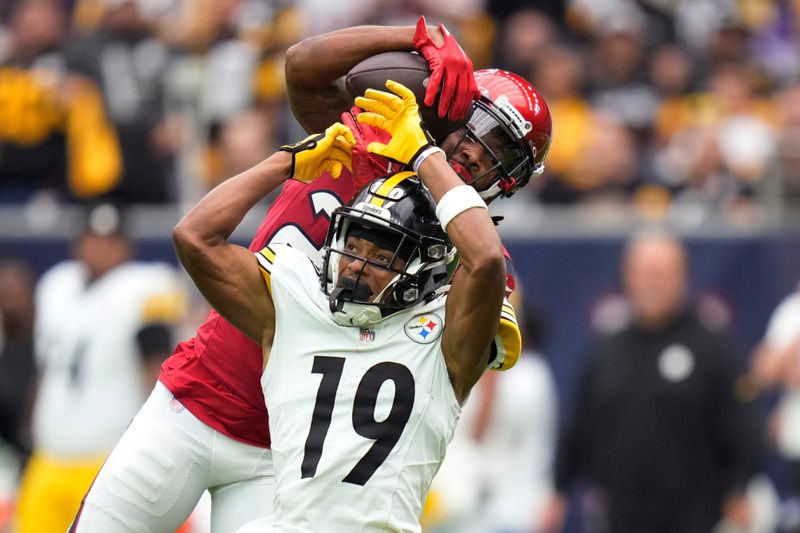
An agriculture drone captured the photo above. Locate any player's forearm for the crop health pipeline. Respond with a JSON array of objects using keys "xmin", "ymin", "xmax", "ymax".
[
  {"xmin": 285, "ymin": 24, "xmax": 443, "ymax": 133},
  {"xmin": 172, "ymin": 154, "xmax": 286, "ymax": 342},
  {"xmin": 173, "ymin": 152, "xmax": 291, "ymax": 248},
  {"xmin": 418, "ymin": 153, "xmax": 505, "ymax": 280},
  {"xmin": 420, "ymin": 153, "xmax": 505, "ymax": 400},
  {"xmin": 286, "ymin": 26, "xmax": 423, "ymax": 88}
]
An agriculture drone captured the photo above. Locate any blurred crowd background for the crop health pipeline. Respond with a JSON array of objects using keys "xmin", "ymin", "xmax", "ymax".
[
  {"xmin": 1, "ymin": 0, "xmax": 800, "ymax": 532},
  {"xmin": 2, "ymin": 0, "xmax": 800, "ymax": 211}
]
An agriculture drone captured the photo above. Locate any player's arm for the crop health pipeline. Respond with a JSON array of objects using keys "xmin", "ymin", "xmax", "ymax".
[
  {"xmin": 424, "ymin": 154, "xmax": 505, "ymax": 402},
  {"xmin": 173, "ymin": 123, "xmax": 355, "ymax": 344},
  {"xmin": 172, "ymin": 154, "xmax": 286, "ymax": 343},
  {"xmin": 286, "ymin": 25, "xmax": 419, "ymax": 133},
  {"xmin": 285, "ymin": 16, "xmax": 476, "ymax": 133},
  {"xmin": 357, "ymin": 81, "xmax": 503, "ymax": 403}
]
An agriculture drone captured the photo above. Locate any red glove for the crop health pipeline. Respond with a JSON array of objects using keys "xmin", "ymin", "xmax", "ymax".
[
  {"xmin": 413, "ymin": 15, "xmax": 480, "ymax": 121},
  {"xmin": 341, "ymin": 108, "xmax": 392, "ymax": 188}
]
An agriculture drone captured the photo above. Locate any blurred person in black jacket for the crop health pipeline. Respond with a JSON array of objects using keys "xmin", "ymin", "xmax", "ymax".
[
  {"xmin": 66, "ymin": 0, "xmax": 177, "ymax": 203},
  {"xmin": 0, "ymin": 0, "xmax": 122, "ymax": 203},
  {"xmin": 541, "ymin": 231, "xmax": 758, "ymax": 533},
  {"xmin": 0, "ymin": 260, "xmax": 36, "ymax": 461}
]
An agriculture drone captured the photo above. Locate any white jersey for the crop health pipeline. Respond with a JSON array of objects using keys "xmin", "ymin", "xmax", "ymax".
[
  {"xmin": 763, "ymin": 290, "xmax": 800, "ymax": 458},
  {"xmin": 32, "ymin": 260, "xmax": 181, "ymax": 457},
  {"xmin": 764, "ymin": 291, "xmax": 800, "ymax": 351},
  {"xmin": 256, "ymin": 244, "xmax": 461, "ymax": 533}
]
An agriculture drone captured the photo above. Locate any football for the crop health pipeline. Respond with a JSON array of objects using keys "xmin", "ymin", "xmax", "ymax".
[{"xmin": 345, "ymin": 51, "xmax": 471, "ymax": 141}]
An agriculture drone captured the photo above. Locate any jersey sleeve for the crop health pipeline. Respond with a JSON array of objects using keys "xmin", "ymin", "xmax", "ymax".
[
  {"xmin": 488, "ymin": 297, "xmax": 522, "ymax": 371},
  {"xmin": 503, "ymin": 247, "xmax": 516, "ymax": 296},
  {"xmin": 254, "ymin": 245, "xmax": 278, "ymax": 296}
]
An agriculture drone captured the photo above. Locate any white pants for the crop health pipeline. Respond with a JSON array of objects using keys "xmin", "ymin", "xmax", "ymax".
[
  {"xmin": 234, "ymin": 517, "xmax": 274, "ymax": 533},
  {"xmin": 70, "ymin": 382, "xmax": 274, "ymax": 532}
]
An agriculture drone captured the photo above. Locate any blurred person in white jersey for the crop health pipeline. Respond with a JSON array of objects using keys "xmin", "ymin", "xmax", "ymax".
[
  {"xmin": 424, "ymin": 290, "xmax": 558, "ymax": 533},
  {"xmin": 752, "ymin": 282, "xmax": 800, "ymax": 531},
  {"xmin": 14, "ymin": 203, "xmax": 185, "ymax": 533},
  {"xmin": 162, "ymin": 80, "xmax": 506, "ymax": 533}
]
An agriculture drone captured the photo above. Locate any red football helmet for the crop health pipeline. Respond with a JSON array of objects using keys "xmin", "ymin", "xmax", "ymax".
[{"xmin": 447, "ymin": 69, "xmax": 552, "ymax": 201}]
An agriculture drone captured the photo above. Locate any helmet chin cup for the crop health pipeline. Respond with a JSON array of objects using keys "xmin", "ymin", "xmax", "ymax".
[{"xmin": 332, "ymin": 301, "xmax": 383, "ymax": 327}]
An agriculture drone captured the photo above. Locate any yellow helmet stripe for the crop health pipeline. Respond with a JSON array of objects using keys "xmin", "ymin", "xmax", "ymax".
[{"xmin": 369, "ymin": 171, "xmax": 416, "ymax": 207}]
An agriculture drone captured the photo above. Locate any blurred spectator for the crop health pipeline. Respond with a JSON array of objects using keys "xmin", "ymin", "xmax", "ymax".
[
  {"xmin": 0, "ymin": 260, "xmax": 36, "ymax": 461},
  {"xmin": 586, "ymin": 25, "xmax": 659, "ymax": 138},
  {"xmin": 760, "ymin": 82, "xmax": 800, "ymax": 209},
  {"xmin": 424, "ymin": 296, "xmax": 558, "ymax": 533},
  {"xmin": 13, "ymin": 204, "xmax": 185, "ymax": 532},
  {"xmin": 752, "ymin": 282, "xmax": 800, "ymax": 528},
  {"xmin": 159, "ymin": 0, "xmax": 285, "ymax": 189},
  {"xmin": 649, "ymin": 43, "xmax": 697, "ymax": 146},
  {"xmin": 193, "ymin": 0, "xmax": 267, "ymax": 125},
  {"xmin": 705, "ymin": 16, "xmax": 753, "ymax": 69},
  {"xmin": 529, "ymin": 44, "xmax": 592, "ymax": 204},
  {"xmin": 293, "ymin": 0, "xmax": 379, "ymax": 37},
  {"xmin": 747, "ymin": 0, "xmax": 800, "ymax": 85},
  {"xmin": 652, "ymin": 62, "xmax": 776, "ymax": 208},
  {"xmin": 671, "ymin": 0, "xmax": 739, "ymax": 53},
  {"xmin": 487, "ymin": 0, "xmax": 565, "ymax": 27},
  {"xmin": 0, "ymin": 0, "xmax": 122, "ymax": 203},
  {"xmin": 542, "ymin": 231, "xmax": 759, "ymax": 533},
  {"xmin": 492, "ymin": 8, "xmax": 558, "ymax": 75},
  {"xmin": 549, "ymin": 112, "xmax": 640, "ymax": 205},
  {"xmin": 0, "ymin": 259, "xmax": 36, "ymax": 533},
  {"xmin": 66, "ymin": 0, "xmax": 179, "ymax": 203}
]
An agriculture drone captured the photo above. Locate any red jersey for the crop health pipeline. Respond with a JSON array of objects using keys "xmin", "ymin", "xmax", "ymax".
[{"xmin": 159, "ymin": 110, "xmax": 392, "ymax": 447}]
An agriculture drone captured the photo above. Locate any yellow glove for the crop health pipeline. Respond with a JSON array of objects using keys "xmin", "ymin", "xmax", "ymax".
[
  {"xmin": 355, "ymin": 80, "xmax": 438, "ymax": 168},
  {"xmin": 280, "ymin": 122, "xmax": 355, "ymax": 182}
]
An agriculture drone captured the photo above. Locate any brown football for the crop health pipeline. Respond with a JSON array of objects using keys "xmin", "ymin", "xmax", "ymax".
[{"xmin": 345, "ymin": 51, "xmax": 471, "ymax": 141}]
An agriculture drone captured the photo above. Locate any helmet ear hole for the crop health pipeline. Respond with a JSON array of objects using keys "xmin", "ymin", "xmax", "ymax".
[{"xmin": 401, "ymin": 286, "xmax": 419, "ymax": 303}]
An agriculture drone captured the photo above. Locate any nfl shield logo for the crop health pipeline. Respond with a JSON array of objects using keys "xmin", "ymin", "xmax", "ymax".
[
  {"xmin": 359, "ymin": 328, "xmax": 375, "ymax": 343},
  {"xmin": 169, "ymin": 398, "xmax": 185, "ymax": 413}
]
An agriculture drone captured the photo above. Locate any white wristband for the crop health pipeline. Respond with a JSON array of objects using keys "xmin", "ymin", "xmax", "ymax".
[
  {"xmin": 435, "ymin": 185, "xmax": 487, "ymax": 231},
  {"xmin": 412, "ymin": 146, "xmax": 445, "ymax": 174}
]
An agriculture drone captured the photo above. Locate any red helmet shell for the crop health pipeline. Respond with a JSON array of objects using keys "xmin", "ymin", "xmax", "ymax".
[{"xmin": 474, "ymin": 69, "xmax": 552, "ymax": 177}]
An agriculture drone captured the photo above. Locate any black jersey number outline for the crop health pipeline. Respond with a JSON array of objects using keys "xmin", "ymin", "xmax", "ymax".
[{"xmin": 301, "ymin": 356, "xmax": 415, "ymax": 485}]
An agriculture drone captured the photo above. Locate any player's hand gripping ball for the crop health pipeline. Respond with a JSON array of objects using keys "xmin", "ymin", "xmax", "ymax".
[
  {"xmin": 412, "ymin": 15, "xmax": 480, "ymax": 121},
  {"xmin": 355, "ymin": 80, "xmax": 435, "ymax": 167},
  {"xmin": 280, "ymin": 122, "xmax": 355, "ymax": 182},
  {"xmin": 345, "ymin": 51, "xmax": 472, "ymax": 141}
]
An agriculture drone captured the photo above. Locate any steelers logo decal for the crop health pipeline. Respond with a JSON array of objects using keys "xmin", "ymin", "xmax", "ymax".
[
  {"xmin": 405, "ymin": 314, "xmax": 443, "ymax": 344},
  {"xmin": 658, "ymin": 344, "xmax": 695, "ymax": 383}
]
